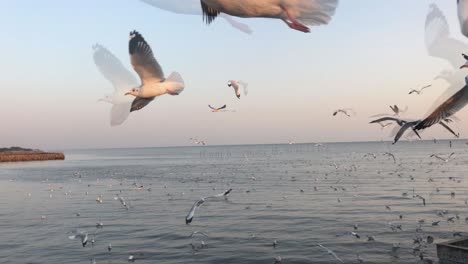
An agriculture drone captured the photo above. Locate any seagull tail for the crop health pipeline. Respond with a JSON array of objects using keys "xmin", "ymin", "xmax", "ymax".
[{"xmin": 166, "ymin": 72, "xmax": 185, "ymax": 95}]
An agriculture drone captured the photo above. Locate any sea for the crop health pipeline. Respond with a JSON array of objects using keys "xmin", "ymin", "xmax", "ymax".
[{"xmin": 0, "ymin": 141, "xmax": 467, "ymax": 264}]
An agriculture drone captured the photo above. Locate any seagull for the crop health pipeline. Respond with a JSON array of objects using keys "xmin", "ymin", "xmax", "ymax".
[
  {"xmin": 199, "ymin": 0, "xmax": 339, "ymax": 33},
  {"xmin": 317, "ymin": 244, "xmax": 344, "ymax": 263},
  {"xmin": 227, "ymin": 80, "xmax": 248, "ymax": 99},
  {"xmin": 430, "ymin": 152, "xmax": 455, "ymax": 163},
  {"xmin": 108, "ymin": 243, "xmax": 112, "ymax": 252},
  {"xmin": 389, "ymin": 105, "xmax": 407, "ymax": 116},
  {"xmin": 114, "ymin": 194, "xmax": 129, "ymax": 210},
  {"xmin": 426, "ymin": 4, "xmax": 468, "ymax": 115},
  {"xmin": 458, "ymin": 0, "xmax": 468, "ymax": 38},
  {"xmin": 332, "ymin": 109, "xmax": 355, "ymax": 117},
  {"xmin": 208, "ymin": 104, "xmax": 227, "ymax": 112},
  {"xmin": 139, "ymin": 0, "xmax": 253, "ymax": 34},
  {"xmin": 68, "ymin": 230, "xmax": 88, "ymax": 247},
  {"xmin": 409, "ymin": 85, "xmax": 432, "ymax": 95},
  {"xmin": 124, "ymin": 31, "xmax": 184, "ymax": 112},
  {"xmin": 93, "ymin": 44, "xmax": 137, "ymax": 126},
  {"xmin": 185, "ymin": 188, "xmax": 232, "ymax": 224}
]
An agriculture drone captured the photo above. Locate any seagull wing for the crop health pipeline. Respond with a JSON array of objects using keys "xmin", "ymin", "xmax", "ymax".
[
  {"xmin": 93, "ymin": 44, "xmax": 138, "ymax": 90},
  {"xmin": 207, "ymin": 188, "xmax": 232, "ymax": 198},
  {"xmin": 219, "ymin": 105, "xmax": 227, "ymax": 110},
  {"xmin": 415, "ymin": 85, "xmax": 468, "ymax": 130},
  {"xmin": 110, "ymin": 103, "xmax": 132, "ymax": 126},
  {"xmin": 369, "ymin": 117, "xmax": 404, "ymax": 125},
  {"xmin": 186, "ymin": 199, "xmax": 204, "ymax": 224},
  {"xmin": 129, "ymin": 31, "xmax": 165, "ymax": 85},
  {"xmin": 208, "ymin": 105, "xmax": 216, "ymax": 110},
  {"xmin": 130, "ymin": 97, "xmax": 156, "ymax": 112},
  {"xmin": 393, "ymin": 121, "xmax": 419, "ymax": 144},
  {"xmin": 438, "ymin": 121, "xmax": 460, "ymax": 138},
  {"xmin": 201, "ymin": 0, "xmax": 220, "ymax": 24}
]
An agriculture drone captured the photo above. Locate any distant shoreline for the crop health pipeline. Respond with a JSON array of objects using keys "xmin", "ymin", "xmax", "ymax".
[{"xmin": 0, "ymin": 147, "xmax": 65, "ymax": 162}]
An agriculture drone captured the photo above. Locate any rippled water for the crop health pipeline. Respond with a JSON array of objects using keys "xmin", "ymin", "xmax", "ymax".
[{"xmin": 1, "ymin": 141, "xmax": 468, "ymax": 264}]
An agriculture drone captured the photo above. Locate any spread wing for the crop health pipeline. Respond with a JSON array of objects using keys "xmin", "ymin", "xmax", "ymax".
[
  {"xmin": 130, "ymin": 97, "xmax": 156, "ymax": 112},
  {"xmin": 129, "ymin": 31, "xmax": 165, "ymax": 85},
  {"xmin": 92, "ymin": 44, "xmax": 138, "ymax": 90},
  {"xmin": 416, "ymin": 85, "xmax": 468, "ymax": 129},
  {"xmin": 201, "ymin": 0, "xmax": 220, "ymax": 24},
  {"xmin": 208, "ymin": 105, "xmax": 216, "ymax": 110}
]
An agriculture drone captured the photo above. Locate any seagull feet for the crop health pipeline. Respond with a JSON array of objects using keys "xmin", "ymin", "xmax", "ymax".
[{"xmin": 280, "ymin": 5, "xmax": 310, "ymax": 33}]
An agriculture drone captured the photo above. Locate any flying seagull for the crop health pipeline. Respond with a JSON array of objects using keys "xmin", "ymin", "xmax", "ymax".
[
  {"xmin": 458, "ymin": 0, "xmax": 468, "ymax": 38},
  {"xmin": 227, "ymin": 80, "xmax": 248, "ymax": 99},
  {"xmin": 199, "ymin": 0, "xmax": 339, "ymax": 33},
  {"xmin": 93, "ymin": 44, "xmax": 137, "ymax": 126},
  {"xmin": 68, "ymin": 230, "xmax": 88, "ymax": 247},
  {"xmin": 208, "ymin": 105, "xmax": 227, "ymax": 112},
  {"xmin": 139, "ymin": 0, "xmax": 253, "ymax": 34},
  {"xmin": 124, "ymin": 30, "xmax": 184, "ymax": 112},
  {"xmin": 186, "ymin": 188, "xmax": 232, "ymax": 224},
  {"xmin": 409, "ymin": 85, "xmax": 432, "ymax": 95},
  {"xmin": 333, "ymin": 109, "xmax": 355, "ymax": 117}
]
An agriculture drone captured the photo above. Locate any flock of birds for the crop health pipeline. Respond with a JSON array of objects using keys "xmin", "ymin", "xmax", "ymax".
[
  {"xmin": 330, "ymin": 3, "xmax": 468, "ymax": 146},
  {"xmin": 94, "ymin": 0, "xmax": 339, "ymax": 126}
]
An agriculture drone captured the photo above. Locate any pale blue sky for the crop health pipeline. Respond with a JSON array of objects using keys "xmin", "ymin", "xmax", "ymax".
[{"xmin": 0, "ymin": 1, "xmax": 465, "ymax": 149}]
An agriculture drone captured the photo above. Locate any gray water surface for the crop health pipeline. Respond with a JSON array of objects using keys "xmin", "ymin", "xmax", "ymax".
[{"xmin": 1, "ymin": 141, "xmax": 467, "ymax": 264}]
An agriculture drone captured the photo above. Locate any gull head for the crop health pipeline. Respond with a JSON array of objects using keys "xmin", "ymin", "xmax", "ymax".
[
  {"xmin": 227, "ymin": 81, "xmax": 232, "ymax": 87},
  {"xmin": 125, "ymin": 87, "xmax": 140, "ymax": 96}
]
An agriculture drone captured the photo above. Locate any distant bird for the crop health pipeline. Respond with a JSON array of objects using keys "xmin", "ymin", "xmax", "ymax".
[
  {"xmin": 108, "ymin": 243, "xmax": 112, "ymax": 252},
  {"xmin": 139, "ymin": 0, "xmax": 253, "ymax": 34},
  {"xmin": 430, "ymin": 152, "xmax": 455, "ymax": 163},
  {"xmin": 185, "ymin": 188, "xmax": 232, "ymax": 224},
  {"xmin": 227, "ymin": 80, "xmax": 248, "ymax": 99},
  {"xmin": 317, "ymin": 244, "xmax": 344, "ymax": 263},
  {"xmin": 389, "ymin": 105, "xmax": 407, "ymax": 116},
  {"xmin": 199, "ymin": 0, "xmax": 339, "ymax": 33},
  {"xmin": 332, "ymin": 109, "xmax": 355, "ymax": 117},
  {"xmin": 68, "ymin": 230, "xmax": 88, "ymax": 247},
  {"xmin": 93, "ymin": 44, "xmax": 137, "ymax": 126},
  {"xmin": 458, "ymin": 0, "xmax": 468, "ymax": 38},
  {"xmin": 208, "ymin": 104, "xmax": 227, "ymax": 112},
  {"xmin": 409, "ymin": 85, "xmax": 431, "ymax": 95},
  {"xmin": 124, "ymin": 31, "xmax": 184, "ymax": 112}
]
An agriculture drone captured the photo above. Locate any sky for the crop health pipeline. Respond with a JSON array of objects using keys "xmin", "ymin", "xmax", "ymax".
[{"xmin": 0, "ymin": 0, "xmax": 466, "ymax": 150}]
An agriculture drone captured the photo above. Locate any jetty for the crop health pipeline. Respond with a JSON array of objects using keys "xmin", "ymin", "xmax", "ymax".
[{"xmin": 0, "ymin": 147, "xmax": 65, "ymax": 162}]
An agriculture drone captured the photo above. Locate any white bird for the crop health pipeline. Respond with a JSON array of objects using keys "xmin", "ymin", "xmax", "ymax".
[
  {"xmin": 124, "ymin": 31, "xmax": 184, "ymax": 111},
  {"xmin": 409, "ymin": 85, "xmax": 431, "ymax": 95},
  {"xmin": 199, "ymin": 0, "xmax": 339, "ymax": 33},
  {"xmin": 68, "ymin": 230, "xmax": 88, "ymax": 247},
  {"xmin": 426, "ymin": 4, "xmax": 468, "ymax": 114},
  {"xmin": 185, "ymin": 188, "xmax": 232, "ymax": 224},
  {"xmin": 317, "ymin": 244, "xmax": 343, "ymax": 263},
  {"xmin": 139, "ymin": 0, "xmax": 253, "ymax": 34},
  {"xmin": 93, "ymin": 44, "xmax": 137, "ymax": 126},
  {"xmin": 227, "ymin": 80, "xmax": 248, "ymax": 99},
  {"xmin": 458, "ymin": 0, "xmax": 468, "ymax": 38},
  {"xmin": 208, "ymin": 104, "xmax": 227, "ymax": 112}
]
